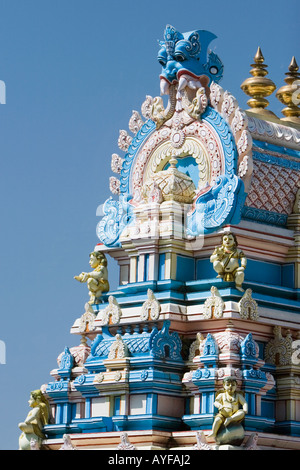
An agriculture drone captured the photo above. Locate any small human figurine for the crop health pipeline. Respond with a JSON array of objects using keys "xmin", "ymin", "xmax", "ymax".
[
  {"xmin": 74, "ymin": 251, "xmax": 109, "ymax": 304},
  {"xmin": 18, "ymin": 390, "xmax": 50, "ymax": 450},
  {"xmin": 210, "ymin": 231, "xmax": 247, "ymax": 291},
  {"xmin": 209, "ymin": 376, "xmax": 248, "ymax": 440}
]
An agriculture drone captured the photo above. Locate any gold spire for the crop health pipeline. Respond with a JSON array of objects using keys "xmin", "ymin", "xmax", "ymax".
[
  {"xmin": 276, "ymin": 56, "xmax": 300, "ymax": 124},
  {"xmin": 241, "ymin": 47, "xmax": 277, "ymax": 117}
]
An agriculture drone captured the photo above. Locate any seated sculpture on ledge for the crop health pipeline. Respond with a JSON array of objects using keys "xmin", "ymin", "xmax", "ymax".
[
  {"xmin": 18, "ymin": 390, "xmax": 50, "ymax": 450},
  {"xmin": 209, "ymin": 377, "xmax": 248, "ymax": 446},
  {"xmin": 75, "ymin": 251, "xmax": 109, "ymax": 304},
  {"xmin": 210, "ymin": 232, "xmax": 247, "ymax": 292}
]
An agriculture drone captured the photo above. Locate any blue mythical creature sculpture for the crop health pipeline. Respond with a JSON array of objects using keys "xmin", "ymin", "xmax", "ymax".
[{"xmin": 158, "ymin": 24, "xmax": 224, "ymax": 90}]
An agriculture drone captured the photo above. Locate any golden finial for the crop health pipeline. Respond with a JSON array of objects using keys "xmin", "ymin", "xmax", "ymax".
[
  {"xmin": 276, "ymin": 56, "xmax": 300, "ymax": 124},
  {"xmin": 241, "ymin": 47, "xmax": 277, "ymax": 117}
]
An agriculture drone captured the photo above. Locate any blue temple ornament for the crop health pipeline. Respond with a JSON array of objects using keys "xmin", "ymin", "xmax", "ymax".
[
  {"xmin": 96, "ymin": 26, "xmax": 251, "ymax": 247},
  {"xmin": 96, "ymin": 194, "xmax": 134, "ymax": 247},
  {"xmin": 186, "ymin": 174, "xmax": 246, "ymax": 236},
  {"xmin": 158, "ymin": 25, "xmax": 224, "ymax": 86}
]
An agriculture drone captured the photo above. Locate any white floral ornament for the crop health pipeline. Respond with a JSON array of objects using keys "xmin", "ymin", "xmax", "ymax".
[
  {"xmin": 108, "ymin": 334, "xmax": 129, "ymax": 360},
  {"xmin": 109, "ymin": 176, "xmax": 120, "ymax": 195},
  {"xmin": 203, "ymin": 286, "xmax": 224, "ymax": 319},
  {"xmin": 79, "ymin": 303, "xmax": 96, "ymax": 333},
  {"xmin": 140, "ymin": 289, "xmax": 161, "ymax": 321},
  {"xmin": 129, "ymin": 110, "xmax": 144, "ymax": 134},
  {"xmin": 94, "ymin": 372, "xmax": 104, "ymax": 383},
  {"xmin": 114, "ymin": 371, "xmax": 122, "ymax": 382},
  {"xmin": 111, "ymin": 153, "xmax": 124, "ymax": 174},
  {"xmin": 118, "ymin": 129, "xmax": 132, "ymax": 151},
  {"xmin": 238, "ymin": 289, "xmax": 259, "ymax": 320},
  {"xmin": 101, "ymin": 296, "xmax": 122, "ymax": 326},
  {"xmin": 141, "ymin": 95, "xmax": 154, "ymax": 120}
]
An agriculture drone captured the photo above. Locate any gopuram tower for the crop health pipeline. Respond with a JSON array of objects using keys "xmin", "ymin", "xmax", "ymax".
[{"xmin": 19, "ymin": 25, "xmax": 300, "ymax": 451}]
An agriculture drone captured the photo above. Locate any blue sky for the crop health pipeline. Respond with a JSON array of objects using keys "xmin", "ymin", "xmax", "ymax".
[{"xmin": 0, "ymin": 0, "xmax": 299, "ymax": 449}]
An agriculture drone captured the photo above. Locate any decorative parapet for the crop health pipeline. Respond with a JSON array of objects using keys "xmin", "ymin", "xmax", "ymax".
[{"xmin": 84, "ymin": 320, "xmax": 183, "ymax": 370}]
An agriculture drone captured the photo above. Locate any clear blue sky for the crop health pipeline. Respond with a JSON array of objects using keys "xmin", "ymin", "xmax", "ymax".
[{"xmin": 0, "ymin": 0, "xmax": 299, "ymax": 450}]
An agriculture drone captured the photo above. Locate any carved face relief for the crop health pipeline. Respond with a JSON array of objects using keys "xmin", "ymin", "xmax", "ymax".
[{"xmin": 158, "ymin": 25, "xmax": 223, "ymax": 94}]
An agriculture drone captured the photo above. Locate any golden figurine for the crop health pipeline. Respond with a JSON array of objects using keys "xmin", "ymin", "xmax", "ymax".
[
  {"xmin": 209, "ymin": 377, "xmax": 248, "ymax": 441},
  {"xmin": 74, "ymin": 251, "xmax": 109, "ymax": 304},
  {"xmin": 210, "ymin": 232, "xmax": 247, "ymax": 291},
  {"xmin": 18, "ymin": 390, "xmax": 50, "ymax": 450}
]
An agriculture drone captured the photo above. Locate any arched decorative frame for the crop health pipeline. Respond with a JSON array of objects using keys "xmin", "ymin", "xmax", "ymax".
[{"xmin": 97, "ymin": 81, "xmax": 252, "ymax": 246}]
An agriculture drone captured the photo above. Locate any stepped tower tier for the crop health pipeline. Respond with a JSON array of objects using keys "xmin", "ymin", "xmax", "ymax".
[{"xmin": 20, "ymin": 25, "xmax": 300, "ymax": 451}]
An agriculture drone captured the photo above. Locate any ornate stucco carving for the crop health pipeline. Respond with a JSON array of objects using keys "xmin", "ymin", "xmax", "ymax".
[
  {"xmin": 108, "ymin": 334, "xmax": 129, "ymax": 360},
  {"xmin": 101, "ymin": 295, "xmax": 122, "ymax": 326},
  {"xmin": 203, "ymin": 286, "xmax": 225, "ymax": 319},
  {"xmin": 142, "ymin": 157, "xmax": 196, "ymax": 204},
  {"xmin": 111, "ymin": 153, "xmax": 124, "ymax": 174},
  {"xmin": 238, "ymin": 289, "xmax": 259, "ymax": 320},
  {"xmin": 188, "ymin": 332, "xmax": 205, "ymax": 361},
  {"xmin": 78, "ymin": 303, "xmax": 96, "ymax": 333},
  {"xmin": 265, "ymin": 326, "xmax": 293, "ymax": 365},
  {"xmin": 140, "ymin": 289, "xmax": 161, "ymax": 321},
  {"xmin": 128, "ymin": 110, "xmax": 144, "ymax": 134},
  {"xmin": 247, "ymin": 114, "xmax": 300, "ymax": 148},
  {"xmin": 97, "ymin": 27, "xmax": 254, "ymax": 247},
  {"xmin": 118, "ymin": 129, "xmax": 132, "ymax": 151}
]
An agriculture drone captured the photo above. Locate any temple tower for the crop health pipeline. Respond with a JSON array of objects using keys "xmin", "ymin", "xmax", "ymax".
[{"xmin": 19, "ymin": 25, "xmax": 300, "ymax": 451}]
